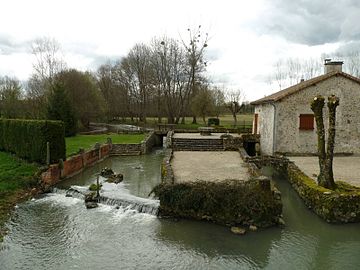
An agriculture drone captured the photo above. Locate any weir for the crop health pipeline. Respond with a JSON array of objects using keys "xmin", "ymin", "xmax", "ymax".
[{"xmin": 55, "ymin": 186, "xmax": 159, "ymax": 215}]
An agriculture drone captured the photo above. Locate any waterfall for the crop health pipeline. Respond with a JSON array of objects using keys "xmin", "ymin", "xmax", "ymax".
[
  {"xmin": 54, "ymin": 186, "xmax": 159, "ymax": 216},
  {"xmin": 97, "ymin": 196, "xmax": 159, "ymax": 215}
]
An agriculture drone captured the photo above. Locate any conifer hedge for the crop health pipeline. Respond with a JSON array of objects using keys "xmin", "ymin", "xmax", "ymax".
[{"xmin": 0, "ymin": 119, "xmax": 65, "ymax": 164}]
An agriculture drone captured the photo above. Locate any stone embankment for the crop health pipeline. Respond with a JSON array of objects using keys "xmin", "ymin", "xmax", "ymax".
[
  {"xmin": 245, "ymin": 154, "xmax": 360, "ymax": 223},
  {"xmin": 155, "ymin": 142, "xmax": 283, "ymax": 229}
]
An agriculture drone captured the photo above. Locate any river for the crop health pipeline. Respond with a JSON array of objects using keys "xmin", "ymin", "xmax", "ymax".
[{"xmin": 1, "ymin": 149, "xmax": 360, "ymax": 270}]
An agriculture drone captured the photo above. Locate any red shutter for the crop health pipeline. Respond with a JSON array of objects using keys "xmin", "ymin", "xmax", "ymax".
[{"xmin": 299, "ymin": 114, "xmax": 314, "ymax": 130}]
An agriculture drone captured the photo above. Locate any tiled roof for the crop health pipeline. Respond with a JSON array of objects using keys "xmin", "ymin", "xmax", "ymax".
[{"xmin": 251, "ymin": 71, "xmax": 360, "ymax": 105}]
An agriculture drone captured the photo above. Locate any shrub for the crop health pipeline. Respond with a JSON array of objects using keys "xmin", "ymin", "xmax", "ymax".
[
  {"xmin": 0, "ymin": 119, "xmax": 65, "ymax": 164},
  {"xmin": 208, "ymin": 118, "xmax": 220, "ymax": 126}
]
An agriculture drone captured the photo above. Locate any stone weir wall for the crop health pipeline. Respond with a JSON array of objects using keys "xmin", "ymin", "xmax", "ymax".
[
  {"xmin": 245, "ymin": 155, "xmax": 360, "ymax": 223},
  {"xmin": 154, "ymin": 148, "xmax": 283, "ymax": 229},
  {"xmin": 41, "ymin": 131, "xmax": 159, "ymax": 188},
  {"xmin": 171, "ymin": 133, "xmax": 259, "ymax": 152}
]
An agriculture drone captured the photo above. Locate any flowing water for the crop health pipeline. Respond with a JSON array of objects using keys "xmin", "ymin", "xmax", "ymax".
[{"xmin": 1, "ymin": 149, "xmax": 360, "ymax": 270}]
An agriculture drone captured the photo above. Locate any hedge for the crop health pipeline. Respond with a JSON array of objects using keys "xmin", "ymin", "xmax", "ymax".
[{"xmin": 0, "ymin": 119, "xmax": 65, "ymax": 164}]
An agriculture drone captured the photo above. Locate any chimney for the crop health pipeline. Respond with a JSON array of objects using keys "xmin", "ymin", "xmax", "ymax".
[{"xmin": 324, "ymin": 59, "xmax": 343, "ymax": 74}]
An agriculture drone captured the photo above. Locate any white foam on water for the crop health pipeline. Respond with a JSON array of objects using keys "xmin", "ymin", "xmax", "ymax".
[{"xmin": 33, "ymin": 193, "xmax": 82, "ymax": 207}]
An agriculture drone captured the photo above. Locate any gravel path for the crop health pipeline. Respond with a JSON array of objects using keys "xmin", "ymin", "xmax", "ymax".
[
  {"xmin": 171, "ymin": 151, "xmax": 250, "ymax": 183},
  {"xmin": 289, "ymin": 156, "xmax": 360, "ymax": 187}
]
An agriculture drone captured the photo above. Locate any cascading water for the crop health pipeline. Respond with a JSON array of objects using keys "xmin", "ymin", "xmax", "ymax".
[{"xmin": 56, "ymin": 183, "xmax": 160, "ymax": 215}]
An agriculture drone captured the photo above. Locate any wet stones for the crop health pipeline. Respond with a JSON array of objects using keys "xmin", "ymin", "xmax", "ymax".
[
  {"xmin": 231, "ymin": 227, "xmax": 246, "ymax": 235},
  {"xmin": 85, "ymin": 192, "xmax": 99, "ymax": 209},
  {"xmin": 101, "ymin": 167, "xmax": 124, "ymax": 184}
]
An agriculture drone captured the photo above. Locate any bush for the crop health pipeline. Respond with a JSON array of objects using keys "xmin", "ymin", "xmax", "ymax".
[
  {"xmin": 208, "ymin": 118, "xmax": 220, "ymax": 126},
  {"xmin": 0, "ymin": 119, "xmax": 65, "ymax": 164}
]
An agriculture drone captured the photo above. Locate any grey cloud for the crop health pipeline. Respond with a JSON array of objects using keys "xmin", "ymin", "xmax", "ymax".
[
  {"xmin": 0, "ymin": 34, "xmax": 31, "ymax": 55},
  {"xmin": 252, "ymin": 0, "xmax": 360, "ymax": 45}
]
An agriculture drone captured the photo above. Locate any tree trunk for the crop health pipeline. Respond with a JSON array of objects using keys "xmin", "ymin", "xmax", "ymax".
[
  {"xmin": 324, "ymin": 95, "xmax": 339, "ymax": 189},
  {"xmin": 311, "ymin": 96, "xmax": 326, "ymax": 186},
  {"xmin": 233, "ymin": 112, "xmax": 237, "ymax": 127}
]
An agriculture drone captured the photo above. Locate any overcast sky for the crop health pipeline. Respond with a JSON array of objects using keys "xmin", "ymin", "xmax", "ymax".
[{"xmin": 1, "ymin": 0, "xmax": 359, "ymax": 101}]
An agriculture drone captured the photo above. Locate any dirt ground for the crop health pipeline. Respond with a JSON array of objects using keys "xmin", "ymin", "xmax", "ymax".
[{"xmin": 171, "ymin": 151, "xmax": 250, "ymax": 183}]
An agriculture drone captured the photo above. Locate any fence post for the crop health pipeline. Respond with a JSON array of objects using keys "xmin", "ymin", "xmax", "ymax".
[{"xmin": 46, "ymin": 142, "xmax": 50, "ymax": 165}]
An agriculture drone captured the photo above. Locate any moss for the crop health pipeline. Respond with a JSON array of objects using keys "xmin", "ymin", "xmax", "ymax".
[
  {"xmin": 89, "ymin": 183, "xmax": 102, "ymax": 191},
  {"xmin": 287, "ymin": 163, "xmax": 360, "ymax": 223},
  {"xmin": 151, "ymin": 179, "xmax": 282, "ymax": 228}
]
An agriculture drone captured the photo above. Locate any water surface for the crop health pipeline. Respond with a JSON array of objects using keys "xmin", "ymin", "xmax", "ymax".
[{"xmin": 1, "ymin": 150, "xmax": 360, "ymax": 270}]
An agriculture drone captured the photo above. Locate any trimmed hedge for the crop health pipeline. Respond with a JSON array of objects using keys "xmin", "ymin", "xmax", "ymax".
[
  {"xmin": 0, "ymin": 119, "xmax": 65, "ymax": 164},
  {"xmin": 151, "ymin": 180, "xmax": 282, "ymax": 227}
]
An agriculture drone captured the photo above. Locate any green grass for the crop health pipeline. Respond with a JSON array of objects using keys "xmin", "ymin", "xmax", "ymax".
[
  {"xmin": 65, "ymin": 133, "xmax": 146, "ymax": 157},
  {"xmin": 0, "ymin": 151, "xmax": 39, "ymax": 241},
  {"xmin": 111, "ymin": 114, "xmax": 254, "ymax": 129},
  {"xmin": 0, "ymin": 152, "xmax": 38, "ymax": 192}
]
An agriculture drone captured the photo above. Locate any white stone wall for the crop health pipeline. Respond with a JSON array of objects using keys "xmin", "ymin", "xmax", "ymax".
[
  {"xmin": 255, "ymin": 104, "xmax": 275, "ymax": 155},
  {"xmin": 273, "ymin": 75, "xmax": 360, "ymax": 154}
]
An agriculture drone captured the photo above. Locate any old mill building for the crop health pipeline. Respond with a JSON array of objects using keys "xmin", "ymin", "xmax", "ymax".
[{"xmin": 251, "ymin": 60, "xmax": 360, "ymax": 156}]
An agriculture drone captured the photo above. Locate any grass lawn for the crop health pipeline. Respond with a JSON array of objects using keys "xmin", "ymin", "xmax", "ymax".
[
  {"xmin": 66, "ymin": 133, "xmax": 146, "ymax": 157},
  {"xmin": 111, "ymin": 114, "xmax": 254, "ymax": 129},
  {"xmin": 0, "ymin": 151, "xmax": 39, "ymax": 241}
]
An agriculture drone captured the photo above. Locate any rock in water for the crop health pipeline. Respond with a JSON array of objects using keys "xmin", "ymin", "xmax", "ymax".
[
  {"xmin": 105, "ymin": 173, "xmax": 123, "ymax": 184},
  {"xmin": 231, "ymin": 227, "xmax": 246, "ymax": 235},
  {"xmin": 249, "ymin": 225, "xmax": 257, "ymax": 231},
  {"xmin": 100, "ymin": 167, "xmax": 114, "ymax": 177},
  {"xmin": 85, "ymin": 201, "xmax": 98, "ymax": 209}
]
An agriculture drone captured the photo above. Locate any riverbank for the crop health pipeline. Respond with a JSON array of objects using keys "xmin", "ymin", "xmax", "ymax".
[{"xmin": 0, "ymin": 152, "xmax": 40, "ymax": 241}]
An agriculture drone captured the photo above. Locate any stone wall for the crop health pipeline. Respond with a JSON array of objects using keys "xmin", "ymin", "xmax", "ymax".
[
  {"xmin": 110, "ymin": 144, "xmax": 142, "ymax": 156},
  {"xmin": 41, "ymin": 144, "xmax": 111, "ymax": 187},
  {"xmin": 286, "ymin": 163, "xmax": 360, "ymax": 223},
  {"xmin": 245, "ymin": 155, "xmax": 360, "ymax": 223},
  {"xmin": 161, "ymin": 149, "xmax": 174, "ymax": 184},
  {"xmin": 255, "ymin": 103, "xmax": 275, "ymax": 155}
]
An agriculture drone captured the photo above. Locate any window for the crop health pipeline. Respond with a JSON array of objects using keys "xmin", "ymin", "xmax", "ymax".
[{"xmin": 299, "ymin": 114, "xmax": 314, "ymax": 130}]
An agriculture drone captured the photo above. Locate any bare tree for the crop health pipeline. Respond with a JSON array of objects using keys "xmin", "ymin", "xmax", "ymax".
[
  {"xmin": 272, "ymin": 57, "xmax": 322, "ymax": 90},
  {"xmin": 181, "ymin": 25, "xmax": 209, "ymax": 124},
  {"xmin": 150, "ymin": 37, "xmax": 188, "ymax": 124},
  {"xmin": 226, "ymin": 90, "xmax": 245, "ymax": 126},
  {"xmin": 31, "ymin": 37, "xmax": 66, "ymax": 85}
]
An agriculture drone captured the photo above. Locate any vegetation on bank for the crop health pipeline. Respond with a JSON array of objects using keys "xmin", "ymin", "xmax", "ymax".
[
  {"xmin": 151, "ymin": 179, "xmax": 282, "ymax": 228},
  {"xmin": 0, "ymin": 119, "xmax": 66, "ymax": 164},
  {"xmin": 287, "ymin": 163, "xmax": 360, "ymax": 223},
  {"xmin": 65, "ymin": 133, "xmax": 146, "ymax": 157},
  {"xmin": 0, "ymin": 152, "xmax": 39, "ymax": 241}
]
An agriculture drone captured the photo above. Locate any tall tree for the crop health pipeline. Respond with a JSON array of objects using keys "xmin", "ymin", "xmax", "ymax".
[
  {"xmin": 181, "ymin": 25, "xmax": 209, "ymax": 124},
  {"xmin": 46, "ymin": 82, "xmax": 77, "ymax": 136},
  {"xmin": 191, "ymin": 85, "xmax": 214, "ymax": 124},
  {"xmin": 0, "ymin": 76, "xmax": 23, "ymax": 118},
  {"xmin": 55, "ymin": 69, "xmax": 105, "ymax": 128},
  {"xmin": 150, "ymin": 37, "xmax": 187, "ymax": 124},
  {"xmin": 27, "ymin": 37, "xmax": 66, "ymax": 118}
]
